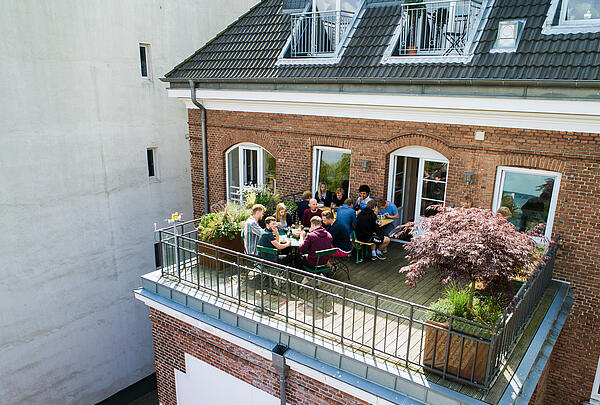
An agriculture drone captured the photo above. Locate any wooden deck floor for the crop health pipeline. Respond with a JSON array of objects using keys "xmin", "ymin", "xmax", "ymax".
[{"xmin": 165, "ymin": 242, "xmax": 558, "ymax": 403}]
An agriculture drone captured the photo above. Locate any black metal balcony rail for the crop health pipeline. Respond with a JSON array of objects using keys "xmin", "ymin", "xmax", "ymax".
[
  {"xmin": 154, "ymin": 218, "xmax": 557, "ymax": 389},
  {"xmin": 397, "ymin": 0, "xmax": 482, "ymax": 56},
  {"xmin": 290, "ymin": 10, "xmax": 355, "ymax": 57}
]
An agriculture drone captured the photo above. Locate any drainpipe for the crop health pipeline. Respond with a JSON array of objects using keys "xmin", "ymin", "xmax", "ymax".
[
  {"xmin": 272, "ymin": 345, "xmax": 289, "ymax": 405},
  {"xmin": 189, "ymin": 80, "xmax": 210, "ymax": 214}
]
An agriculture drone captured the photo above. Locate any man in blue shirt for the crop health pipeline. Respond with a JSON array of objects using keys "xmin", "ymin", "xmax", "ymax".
[
  {"xmin": 335, "ymin": 198, "xmax": 356, "ymax": 234},
  {"xmin": 354, "ymin": 184, "xmax": 373, "ymax": 212},
  {"xmin": 378, "ymin": 199, "xmax": 399, "ymax": 236}
]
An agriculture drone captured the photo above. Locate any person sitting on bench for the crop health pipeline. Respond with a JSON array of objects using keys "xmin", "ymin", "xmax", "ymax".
[{"xmin": 257, "ymin": 216, "xmax": 291, "ymax": 263}]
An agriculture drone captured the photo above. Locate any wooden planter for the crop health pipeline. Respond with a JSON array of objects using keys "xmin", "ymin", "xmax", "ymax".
[
  {"xmin": 197, "ymin": 234, "xmax": 244, "ymax": 270},
  {"xmin": 423, "ymin": 320, "xmax": 493, "ymax": 386}
]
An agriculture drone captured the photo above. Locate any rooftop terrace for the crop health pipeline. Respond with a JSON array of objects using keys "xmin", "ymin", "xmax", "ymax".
[{"xmin": 136, "ymin": 219, "xmax": 571, "ymax": 404}]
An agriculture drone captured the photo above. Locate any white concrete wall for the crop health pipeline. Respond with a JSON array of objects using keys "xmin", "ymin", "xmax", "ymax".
[{"xmin": 0, "ymin": 1, "xmax": 258, "ymax": 403}]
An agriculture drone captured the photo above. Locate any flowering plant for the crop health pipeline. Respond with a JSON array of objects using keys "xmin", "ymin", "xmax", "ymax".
[{"xmin": 196, "ymin": 202, "xmax": 251, "ymax": 242}]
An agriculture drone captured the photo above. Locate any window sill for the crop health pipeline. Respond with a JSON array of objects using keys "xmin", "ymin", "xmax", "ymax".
[
  {"xmin": 542, "ymin": 22, "xmax": 600, "ymax": 35},
  {"xmin": 380, "ymin": 53, "xmax": 474, "ymax": 65}
]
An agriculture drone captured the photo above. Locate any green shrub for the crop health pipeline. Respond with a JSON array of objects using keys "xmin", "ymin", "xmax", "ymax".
[{"xmin": 196, "ymin": 202, "xmax": 251, "ymax": 242}]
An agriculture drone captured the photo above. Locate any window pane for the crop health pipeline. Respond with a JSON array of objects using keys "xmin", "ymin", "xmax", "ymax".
[
  {"xmin": 423, "ymin": 161, "xmax": 447, "ymax": 181},
  {"xmin": 341, "ymin": 0, "xmax": 361, "ymax": 11},
  {"xmin": 422, "ymin": 180, "xmax": 445, "ymax": 201},
  {"xmin": 393, "ymin": 156, "xmax": 405, "ymax": 208},
  {"xmin": 243, "ymin": 149, "xmax": 258, "ymax": 186},
  {"xmin": 147, "ymin": 149, "xmax": 155, "ymax": 177},
  {"xmin": 420, "ymin": 198, "xmax": 441, "ymax": 215},
  {"xmin": 500, "ymin": 172, "xmax": 555, "ymax": 232},
  {"xmin": 263, "ymin": 150, "xmax": 276, "ymax": 192},
  {"xmin": 565, "ymin": 0, "xmax": 600, "ymax": 20},
  {"xmin": 317, "ymin": 149, "xmax": 350, "ymax": 195},
  {"xmin": 139, "ymin": 46, "xmax": 147, "ymax": 77},
  {"xmin": 227, "ymin": 147, "xmax": 240, "ymax": 199}
]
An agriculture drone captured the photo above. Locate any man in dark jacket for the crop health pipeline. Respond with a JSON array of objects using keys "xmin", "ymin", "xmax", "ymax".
[
  {"xmin": 299, "ymin": 216, "xmax": 333, "ymax": 267},
  {"xmin": 356, "ymin": 199, "xmax": 389, "ymax": 260},
  {"xmin": 321, "ymin": 210, "xmax": 352, "ymax": 256}
]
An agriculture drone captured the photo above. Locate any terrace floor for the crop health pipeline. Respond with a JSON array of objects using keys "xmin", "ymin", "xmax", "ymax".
[{"xmin": 164, "ymin": 242, "xmax": 562, "ymax": 404}]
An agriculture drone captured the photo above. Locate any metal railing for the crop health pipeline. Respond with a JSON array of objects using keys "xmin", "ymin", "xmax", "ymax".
[
  {"xmin": 290, "ymin": 10, "xmax": 354, "ymax": 57},
  {"xmin": 155, "ymin": 218, "xmax": 558, "ymax": 389},
  {"xmin": 398, "ymin": 0, "xmax": 481, "ymax": 56}
]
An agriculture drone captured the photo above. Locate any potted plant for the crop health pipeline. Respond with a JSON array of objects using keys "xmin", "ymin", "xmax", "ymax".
[
  {"xmin": 399, "ymin": 206, "xmax": 538, "ymax": 385},
  {"xmin": 196, "ymin": 202, "xmax": 250, "ymax": 267}
]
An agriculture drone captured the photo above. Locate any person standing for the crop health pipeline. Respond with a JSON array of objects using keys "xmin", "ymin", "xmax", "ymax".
[{"xmin": 242, "ymin": 204, "xmax": 265, "ymax": 256}]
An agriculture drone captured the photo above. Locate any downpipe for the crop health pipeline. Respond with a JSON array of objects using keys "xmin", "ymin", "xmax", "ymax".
[
  {"xmin": 189, "ymin": 80, "xmax": 210, "ymax": 214},
  {"xmin": 272, "ymin": 345, "xmax": 289, "ymax": 405}
]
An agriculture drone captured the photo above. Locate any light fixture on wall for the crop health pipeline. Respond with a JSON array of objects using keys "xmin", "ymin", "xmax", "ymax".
[
  {"xmin": 463, "ymin": 171, "xmax": 474, "ymax": 186},
  {"xmin": 360, "ymin": 159, "xmax": 371, "ymax": 172}
]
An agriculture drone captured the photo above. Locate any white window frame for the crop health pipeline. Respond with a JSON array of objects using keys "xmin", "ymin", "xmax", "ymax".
[
  {"xmin": 312, "ymin": 146, "xmax": 351, "ymax": 196},
  {"xmin": 492, "ymin": 166, "xmax": 561, "ymax": 241},
  {"xmin": 592, "ymin": 355, "xmax": 600, "ymax": 403},
  {"xmin": 225, "ymin": 143, "xmax": 275, "ymax": 202},
  {"xmin": 147, "ymin": 147, "xmax": 159, "ymax": 181},
  {"xmin": 139, "ymin": 43, "xmax": 151, "ymax": 79},
  {"xmin": 559, "ymin": 0, "xmax": 600, "ymax": 24},
  {"xmin": 542, "ymin": 0, "xmax": 600, "ymax": 34},
  {"xmin": 387, "ymin": 146, "xmax": 449, "ymax": 224}
]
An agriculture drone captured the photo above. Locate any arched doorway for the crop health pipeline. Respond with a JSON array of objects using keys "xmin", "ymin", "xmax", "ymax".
[
  {"xmin": 387, "ymin": 146, "xmax": 449, "ymax": 224},
  {"xmin": 225, "ymin": 143, "xmax": 276, "ymax": 202}
]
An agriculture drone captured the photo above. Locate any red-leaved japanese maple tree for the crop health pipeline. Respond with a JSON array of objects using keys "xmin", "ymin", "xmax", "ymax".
[{"xmin": 399, "ymin": 207, "xmax": 536, "ymax": 316}]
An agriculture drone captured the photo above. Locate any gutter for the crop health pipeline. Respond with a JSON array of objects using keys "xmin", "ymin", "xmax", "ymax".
[
  {"xmin": 189, "ymin": 80, "xmax": 210, "ymax": 214},
  {"xmin": 163, "ymin": 76, "xmax": 600, "ymax": 89}
]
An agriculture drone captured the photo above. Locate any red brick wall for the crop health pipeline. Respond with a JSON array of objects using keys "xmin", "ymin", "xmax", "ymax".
[
  {"xmin": 187, "ymin": 109, "xmax": 600, "ymax": 404},
  {"xmin": 150, "ymin": 308, "xmax": 372, "ymax": 405}
]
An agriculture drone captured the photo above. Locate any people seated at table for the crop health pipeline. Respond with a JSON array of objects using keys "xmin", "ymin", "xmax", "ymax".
[
  {"xmin": 355, "ymin": 200, "xmax": 390, "ymax": 260},
  {"xmin": 274, "ymin": 202, "xmax": 293, "ymax": 229},
  {"xmin": 321, "ymin": 210, "xmax": 352, "ymax": 257},
  {"xmin": 377, "ymin": 199, "xmax": 400, "ymax": 236},
  {"xmin": 296, "ymin": 190, "xmax": 312, "ymax": 224},
  {"xmin": 335, "ymin": 198, "xmax": 356, "ymax": 234},
  {"xmin": 314, "ymin": 182, "xmax": 332, "ymax": 207},
  {"xmin": 354, "ymin": 184, "xmax": 373, "ymax": 212},
  {"xmin": 257, "ymin": 216, "xmax": 292, "ymax": 263},
  {"xmin": 302, "ymin": 198, "xmax": 323, "ymax": 227},
  {"xmin": 331, "ymin": 187, "xmax": 346, "ymax": 208},
  {"xmin": 299, "ymin": 216, "xmax": 333, "ymax": 268},
  {"xmin": 242, "ymin": 204, "xmax": 265, "ymax": 256}
]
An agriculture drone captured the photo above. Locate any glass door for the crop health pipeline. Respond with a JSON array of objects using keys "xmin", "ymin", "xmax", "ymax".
[
  {"xmin": 226, "ymin": 144, "xmax": 276, "ymax": 202},
  {"xmin": 417, "ymin": 160, "xmax": 448, "ymax": 215}
]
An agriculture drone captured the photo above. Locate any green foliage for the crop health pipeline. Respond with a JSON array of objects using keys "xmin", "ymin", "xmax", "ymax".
[
  {"xmin": 243, "ymin": 186, "xmax": 297, "ymax": 220},
  {"xmin": 196, "ymin": 202, "xmax": 251, "ymax": 242},
  {"xmin": 430, "ymin": 282, "xmax": 504, "ymax": 340},
  {"xmin": 318, "ymin": 153, "xmax": 350, "ymax": 193}
]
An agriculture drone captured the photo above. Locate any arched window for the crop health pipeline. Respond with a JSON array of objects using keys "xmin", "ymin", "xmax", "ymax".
[
  {"xmin": 226, "ymin": 143, "xmax": 276, "ymax": 202},
  {"xmin": 387, "ymin": 146, "xmax": 449, "ymax": 225}
]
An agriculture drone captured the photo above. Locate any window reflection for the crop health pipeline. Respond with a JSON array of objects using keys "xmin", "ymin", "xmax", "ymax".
[
  {"xmin": 565, "ymin": 0, "xmax": 600, "ymax": 20},
  {"xmin": 500, "ymin": 172, "xmax": 555, "ymax": 232}
]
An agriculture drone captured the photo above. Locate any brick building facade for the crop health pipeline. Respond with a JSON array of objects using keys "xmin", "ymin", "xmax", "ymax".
[{"xmin": 184, "ymin": 107, "xmax": 599, "ymax": 404}]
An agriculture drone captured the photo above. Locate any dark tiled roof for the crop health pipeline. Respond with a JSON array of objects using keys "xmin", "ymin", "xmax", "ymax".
[{"xmin": 165, "ymin": 0, "xmax": 600, "ymax": 82}]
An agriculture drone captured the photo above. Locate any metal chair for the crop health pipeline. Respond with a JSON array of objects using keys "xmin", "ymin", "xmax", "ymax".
[
  {"xmin": 351, "ymin": 231, "xmax": 375, "ymax": 264},
  {"xmin": 301, "ymin": 248, "xmax": 337, "ymax": 276}
]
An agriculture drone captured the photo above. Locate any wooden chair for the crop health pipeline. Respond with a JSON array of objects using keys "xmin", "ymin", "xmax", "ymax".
[{"xmin": 351, "ymin": 231, "xmax": 374, "ymax": 264}]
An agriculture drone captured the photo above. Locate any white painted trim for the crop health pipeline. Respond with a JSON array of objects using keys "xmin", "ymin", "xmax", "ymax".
[
  {"xmin": 135, "ymin": 291, "xmax": 406, "ymax": 405},
  {"xmin": 492, "ymin": 166, "xmax": 562, "ymax": 240},
  {"xmin": 592, "ymin": 355, "xmax": 600, "ymax": 403},
  {"xmin": 542, "ymin": 0, "xmax": 600, "ymax": 34},
  {"xmin": 168, "ymin": 89, "xmax": 600, "ymax": 134},
  {"xmin": 225, "ymin": 143, "xmax": 275, "ymax": 201}
]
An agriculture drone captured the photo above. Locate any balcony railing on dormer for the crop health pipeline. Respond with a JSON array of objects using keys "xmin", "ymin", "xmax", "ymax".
[
  {"xmin": 398, "ymin": 0, "xmax": 482, "ymax": 56},
  {"xmin": 290, "ymin": 10, "xmax": 354, "ymax": 57}
]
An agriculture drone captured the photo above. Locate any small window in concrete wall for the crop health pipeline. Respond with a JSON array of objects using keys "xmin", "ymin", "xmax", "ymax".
[
  {"xmin": 312, "ymin": 146, "xmax": 351, "ymax": 198},
  {"xmin": 175, "ymin": 353, "xmax": 279, "ymax": 405},
  {"xmin": 226, "ymin": 143, "xmax": 276, "ymax": 203},
  {"xmin": 492, "ymin": 167, "xmax": 561, "ymax": 240},
  {"xmin": 147, "ymin": 147, "xmax": 158, "ymax": 179},
  {"xmin": 592, "ymin": 355, "xmax": 600, "ymax": 402},
  {"xmin": 139, "ymin": 43, "xmax": 150, "ymax": 78}
]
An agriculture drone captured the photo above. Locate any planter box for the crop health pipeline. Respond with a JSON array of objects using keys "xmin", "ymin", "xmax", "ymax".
[
  {"xmin": 423, "ymin": 320, "xmax": 494, "ymax": 386},
  {"xmin": 197, "ymin": 234, "xmax": 244, "ymax": 270}
]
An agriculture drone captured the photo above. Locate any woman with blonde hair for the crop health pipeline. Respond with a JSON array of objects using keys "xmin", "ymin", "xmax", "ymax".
[
  {"xmin": 275, "ymin": 202, "xmax": 293, "ymax": 229},
  {"xmin": 314, "ymin": 182, "xmax": 332, "ymax": 207}
]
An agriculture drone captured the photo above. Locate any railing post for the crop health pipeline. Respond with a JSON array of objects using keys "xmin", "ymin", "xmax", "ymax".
[
  {"xmin": 173, "ymin": 223, "xmax": 181, "ymax": 283},
  {"xmin": 237, "ymin": 253, "xmax": 241, "ymax": 306},
  {"xmin": 406, "ymin": 305, "xmax": 413, "ymax": 368},
  {"xmin": 215, "ymin": 247, "xmax": 219, "ymax": 297},
  {"xmin": 285, "ymin": 268, "xmax": 290, "ymax": 323},
  {"xmin": 340, "ymin": 285, "xmax": 346, "ymax": 345},
  {"xmin": 260, "ymin": 262, "xmax": 264, "ymax": 313},
  {"xmin": 312, "ymin": 277, "xmax": 317, "ymax": 334},
  {"xmin": 372, "ymin": 295, "xmax": 379, "ymax": 355}
]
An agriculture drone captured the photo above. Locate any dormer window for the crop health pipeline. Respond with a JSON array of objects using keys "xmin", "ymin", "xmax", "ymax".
[
  {"xmin": 285, "ymin": 0, "xmax": 361, "ymax": 59},
  {"xmin": 543, "ymin": 0, "xmax": 600, "ymax": 34},
  {"xmin": 394, "ymin": 0, "xmax": 481, "ymax": 57}
]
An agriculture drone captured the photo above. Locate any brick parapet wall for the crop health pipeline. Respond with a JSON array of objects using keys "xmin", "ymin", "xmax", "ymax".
[
  {"xmin": 149, "ymin": 308, "xmax": 372, "ymax": 405},
  {"xmin": 187, "ymin": 108, "xmax": 600, "ymax": 404}
]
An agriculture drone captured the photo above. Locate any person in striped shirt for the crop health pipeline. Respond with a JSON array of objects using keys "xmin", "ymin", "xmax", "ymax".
[{"xmin": 242, "ymin": 204, "xmax": 266, "ymax": 256}]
